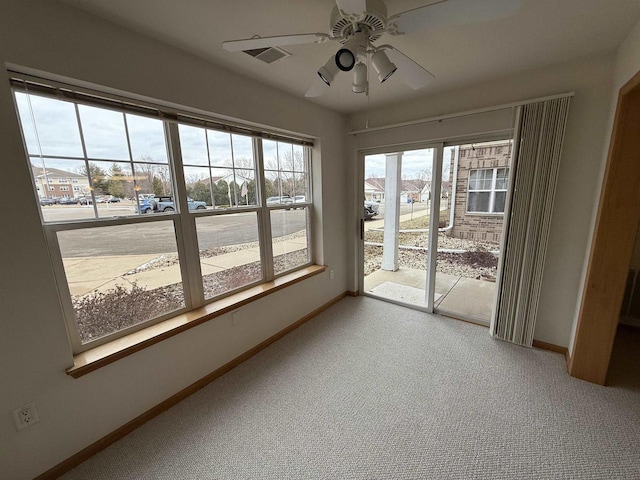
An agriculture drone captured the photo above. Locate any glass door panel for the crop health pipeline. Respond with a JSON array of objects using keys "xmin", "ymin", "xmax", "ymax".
[
  {"xmin": 362, "ymin": 147, "xmax": 437, "ymax": 308},
  {"xmin": 434, "ymin": 140, "xmax": 513, "ymax": 324}
]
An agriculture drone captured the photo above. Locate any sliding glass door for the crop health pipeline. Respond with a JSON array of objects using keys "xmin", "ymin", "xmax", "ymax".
[
  {"xmin": 361, "ymin": 139, "xmax": 513, "ymax": 325},
  {"xmin": 361, "ymin": 145, "xmax": 441, "ymax": 309}
]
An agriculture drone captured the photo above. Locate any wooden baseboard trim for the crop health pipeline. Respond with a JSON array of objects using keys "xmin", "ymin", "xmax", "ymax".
[
  {"xmin": 346, "ymin": 290, "xmax": 359, "ymax": 297},
  {"xmin": 35, "ymin": 291, "xmax": 348, "ymax": 480},
  {"xmin": 532, "ymin": 339, "xmax": 568, "ymax": 356}
]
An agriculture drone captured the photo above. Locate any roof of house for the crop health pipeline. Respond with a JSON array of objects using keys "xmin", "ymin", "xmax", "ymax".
[
  {"xmin": 32, "ymin": 166, "xmax": 86, "ymax": 179},
  {"xmin": 365, "ymin": 178, "xmax": 427, "ymax": 193}
]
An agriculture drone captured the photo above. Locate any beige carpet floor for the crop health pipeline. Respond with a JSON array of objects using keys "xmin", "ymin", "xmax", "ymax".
[{"xmin": 62, "ymin": 296, "xmax": 640, "ymax": 479}]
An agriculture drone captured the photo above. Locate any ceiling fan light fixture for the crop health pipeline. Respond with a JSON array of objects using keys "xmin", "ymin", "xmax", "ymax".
[
  {"xmin": 352, "ymin": 62, "xmax": 368, "ymax": 93},
  {"xmin": 371, "ymin": 50, "xmax": 397, "ymax": 83},
  {"xmin": 318, "ymin": 55, "xmax": 339, "ymax": 85},
  {"xmin": 335, "ymin": 48, "xmax": 356, "ymax": 72}
]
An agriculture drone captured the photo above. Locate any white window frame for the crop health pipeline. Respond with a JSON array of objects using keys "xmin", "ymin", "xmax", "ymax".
[
  {"xmin": 466, "ymin": 167, "xmax": 509, "ymax": 214},
  {"xmin": 11, "ymin": 75, "xmax": 314, "ymax": 354}
]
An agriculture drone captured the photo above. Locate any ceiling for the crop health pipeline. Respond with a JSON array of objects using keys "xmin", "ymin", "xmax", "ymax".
[{"xmin": 60, "ymin": 0, "xmax": 640, "ymax": 114}]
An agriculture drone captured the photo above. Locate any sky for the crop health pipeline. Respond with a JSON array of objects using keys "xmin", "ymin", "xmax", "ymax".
[
  {"xmin": 364, "ymin": 147, "xmax": 453, "ymax": 181},
  {"xmin": 14, "ymin": 91, "xmax": 300, "ymax": 184}
]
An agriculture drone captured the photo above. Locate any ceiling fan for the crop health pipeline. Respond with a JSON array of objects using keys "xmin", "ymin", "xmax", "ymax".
[{"xmin": 222, "ymin": 0, "xmax": 521, "ymax": 97}]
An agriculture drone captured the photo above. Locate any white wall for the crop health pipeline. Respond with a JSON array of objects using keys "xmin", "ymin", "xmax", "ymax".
[
  {"xmin": 567, "ymin": 17, "xmax": 640, "ymax": 353},
  {"xmin": 347, "ymin": 53, "xmax": 616, "ymax": 348},
  {"xmin": 0, "ymin": 1, "xmax": 348, "ymax": 478}
]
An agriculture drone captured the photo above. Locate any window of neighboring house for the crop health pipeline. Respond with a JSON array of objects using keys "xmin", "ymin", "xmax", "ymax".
[
  {"xmin": 12, "ymin": 77, "xmax": 314, "ymax": 353},
  {"xmin": 48, "ymin": 185, "xmax": 54, "ymax": 191},
  {"xmin": 467, "ymin": 167, "xmax": 509, "ymax": 214},
  {"xmin": 59, "ymin": 178, "xmax": 69, "ymax": 183},
  {"xmin": 60, "ymin": 186, "xmax": 69, "ymax": 191}
]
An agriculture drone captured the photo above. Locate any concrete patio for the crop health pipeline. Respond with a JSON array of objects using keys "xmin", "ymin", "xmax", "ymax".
[{"xmin": 364, "ymin": 267, "xmax": 496, "ymax": 323}]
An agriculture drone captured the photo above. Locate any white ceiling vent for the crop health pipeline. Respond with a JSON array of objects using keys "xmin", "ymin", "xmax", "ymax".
[{"xmin": 243, "ymin": 46, "xmax": 290, "ymax": 64}]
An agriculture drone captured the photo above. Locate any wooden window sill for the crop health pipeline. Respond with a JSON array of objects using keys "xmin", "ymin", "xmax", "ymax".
[{"xmin": 66, "ymin": 265, "xmax": 327, "ymax": 378}]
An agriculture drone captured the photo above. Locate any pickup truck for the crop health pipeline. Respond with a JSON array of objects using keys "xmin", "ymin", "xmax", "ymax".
[{"xmin": 135, "ymin": 196, "xmax": 207, "ymax": 213}]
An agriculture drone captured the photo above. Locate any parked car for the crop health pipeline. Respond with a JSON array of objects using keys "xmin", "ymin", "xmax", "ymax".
[
  {"xmin": 105, "ymin": 196, "xmax": 121, "ymax": 203},
  {"xmin": 364, "ymin": 200, "xmax": 379, "ymax": 220},
  {"xmin": 58, "ymin": 197, "xmax": 79, "ymax": 205},
  {"xmin": 78, "ymin": 196, "xmax": 93, "ymax": 205},
  {"xmin": 39, "ymin": 198, "xmax": 54, "ymax": 206},
  {"xmin": 135, "ymin": 196, "xmax": 207, "ymax": 213}
]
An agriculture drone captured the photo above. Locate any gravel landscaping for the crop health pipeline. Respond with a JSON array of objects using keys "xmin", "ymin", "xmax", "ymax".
[{"xmin": 364, "ymin": 229, "xmax": 499, "ymax": 279}]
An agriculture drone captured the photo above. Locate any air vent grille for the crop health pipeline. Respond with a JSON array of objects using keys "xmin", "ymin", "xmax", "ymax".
[{"xmin": 243, "ymin": 46, "xmax": 290, "ymax": 64}]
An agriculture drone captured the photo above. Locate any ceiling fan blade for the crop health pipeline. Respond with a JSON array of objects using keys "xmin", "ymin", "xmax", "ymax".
[
  {"xmin": 384, "ymin": 47, "xmax": 435, "ymax": 90},
  {"xmin": 335, "ymin": 0, "xmax": 367, "ymax": 16},
  {"xmin": 305, "ymin": 76, "xmax": 330, "ymax": 98},
  {"xmin": 388, "ymin": 0, "xmax": 523, "ymax": 35},
  {"xmin": 223, "ymin": 33, "xmax": 330, "ymax": 52}
]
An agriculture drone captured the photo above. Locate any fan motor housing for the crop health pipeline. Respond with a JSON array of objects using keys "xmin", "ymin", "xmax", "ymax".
[{"xmin": 330, "ymin": 0, "xmax": 388, "ymax": 43}]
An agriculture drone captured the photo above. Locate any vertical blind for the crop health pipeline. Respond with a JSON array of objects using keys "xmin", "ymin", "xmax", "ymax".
[{"xmin": 492, "ymin": 96, "xmax": 571, "ymax": 346}]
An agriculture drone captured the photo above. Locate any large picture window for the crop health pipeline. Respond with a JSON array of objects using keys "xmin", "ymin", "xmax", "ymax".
[
  {"xmin": 12, "ymin": 77, "xmax": 313, "ymax": 353},
  {"xmin": 467, "ymin": 167, "xmax": 509, "ymax": 214}
]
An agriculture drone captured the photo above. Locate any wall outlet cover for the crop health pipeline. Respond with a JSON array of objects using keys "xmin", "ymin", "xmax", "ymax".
[{"xmin": 12, "ymin": 402, "xmax": 39, "ymax": 431}]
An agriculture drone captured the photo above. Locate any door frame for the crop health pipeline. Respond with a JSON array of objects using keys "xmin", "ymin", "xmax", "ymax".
[{"xmin": 569, "ymin": 69, "xmax": 640, "ymax": 385}]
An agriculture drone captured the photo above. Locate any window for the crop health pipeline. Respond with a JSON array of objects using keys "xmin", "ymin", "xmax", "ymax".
[
  {"xmin": 12, "ymin": 78, "xmax": 314, "ymax": 353},
  {"xmin": 467, "ymin": 167, "xmax": 509, "ymax": 214}
]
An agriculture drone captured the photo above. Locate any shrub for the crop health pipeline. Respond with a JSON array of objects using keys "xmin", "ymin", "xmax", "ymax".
[{"xmin": 73, "ymin": 282, "xmax": 184, "ymax": 343}]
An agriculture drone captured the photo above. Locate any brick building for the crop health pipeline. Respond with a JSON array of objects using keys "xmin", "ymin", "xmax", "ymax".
[
  {"xmin": 32, "ymin": 166, "xmax": 90, "ymax": 200},
  {"xmin": 448, "ymin": 140, "xmax": 512, "ymax": 242}
]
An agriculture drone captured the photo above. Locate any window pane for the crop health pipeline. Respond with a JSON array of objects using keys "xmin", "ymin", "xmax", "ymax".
[
  {"xmin": 196, "ymin": 212, "xmax": 262, "ymax": 300},
  {"xmin": 495, "ymin": 168, "xmax": 509, "ymax": 189},
  {"xmin": 126, "ymin": 114, "xmax": 168, "ymax": 163},
  {"xmin": 57, "ymin": 221, "xmax": 185, "ymax": 344},
  {"xmin": 468, "ymin": 170, "xmax": 480, "ymax": 190},
  {"xmin": 271, "ymin": 207, "xmax": 310, "ymax": 275},
  {"xmin": 263, "ymin": 140, "xmax": 278, "ymax": 170},
  {"xmin": 184, "ymin": 166, "xmax": 213, "ymax": 208},
  {"xmin": 494, "ymin": 191, "xmax": 506, "ymax": 213},
  {"xmin": 179, "ymin": 124, "xmax": 208, "ymax": 166},
  {"xmin": 97, "ymin": 162, "xmax": 135, "ymax": 218},
  {"xmin": 277, "ymin": 141, "xmax": 295, "ymax": 170},
  {"xmin": 231, "ymin": 134, "xmax": 254, "ymax": 170},
  {"xmin": 32, "ymin": 158, "xmax": 95, "ymax": 221},
  {"xmin": 294, "ymin": 172, "xmax": 309, "ymax": 199},
  {"xmin": 293, "ymin": 144, "xmax": 305, "ymax": 172},
  {"xmin": 78, "ymin": 105, "xmax": 129, "ymax": 160},
  {"xmin": 235, "ymin": 169, "xmax": 257, "ymax": 206},
  {"xmin": 468, "ymin": 192, "xmax": 491, "ymax": 212},
  {"xmin": 208, "ymin": 130, "xmax": 232, "ymax": 167},
  {"xmin": 14, "ymin": 92, "xmax": 83, "ymax": 157},
  {"xmin": 132, "ymin": 163, "xmax": 174, "ymax": 213}
]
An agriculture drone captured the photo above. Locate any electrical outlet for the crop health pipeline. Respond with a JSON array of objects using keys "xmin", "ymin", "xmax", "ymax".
[
  {"xmin": 329, "ymin": 269, "xmax": 334, "ymax": 279},
  {"xmin": 12, "ymin": 402, "xmax": 39, "ymax": 431}
]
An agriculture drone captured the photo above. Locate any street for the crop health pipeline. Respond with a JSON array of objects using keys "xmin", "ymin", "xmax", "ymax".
[
  {"xmin": 50, "ymin": 203, "xmax": 307, "ymax": 257},
  {"xmin": 366, "ymin": 201, "xmax": 430, "ymax": 221}
]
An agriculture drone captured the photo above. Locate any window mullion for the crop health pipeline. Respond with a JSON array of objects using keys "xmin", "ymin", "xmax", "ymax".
[
  {"xmin": 255, "ymin": 138, "xmax": 275, "ymax": 281},
  {"xmin": 167, "ymin": 122, "xmax": 204, "ymax": 309}
]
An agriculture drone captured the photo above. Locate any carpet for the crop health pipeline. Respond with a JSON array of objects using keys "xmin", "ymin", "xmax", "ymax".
[{"xmin": 62, "ymin": 296, "xmax": 640, "ymax": 479}]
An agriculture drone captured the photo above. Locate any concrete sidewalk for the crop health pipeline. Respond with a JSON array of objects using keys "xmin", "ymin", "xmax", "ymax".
[{"xmin": 63, "ymin": 237, "xmax": 308, "ymax": 297}]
